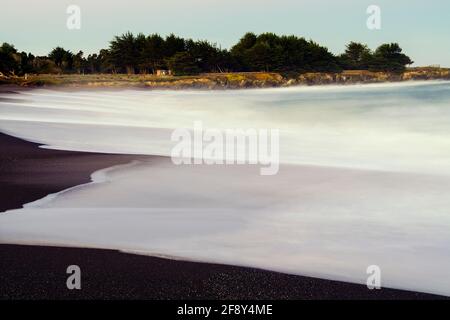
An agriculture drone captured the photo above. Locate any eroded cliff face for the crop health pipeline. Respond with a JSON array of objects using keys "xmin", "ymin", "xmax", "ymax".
[
  {"xmin": 144, "ymin": 72, "xmax": 285, "ymax": 89},
  {"xmin": 296, "ymin": 69, "xmax": 450, "ymax": 85},
  {"xmin": 143, "ymin": 69, "xmax": 450, "ymax": 89},
  {"xmin": 402, "ymin": 68, "xmax": 450, "ymax": 81},
  {"xmin": 2, "ymin": 68, "xmax": 449, "ymax": 89}
]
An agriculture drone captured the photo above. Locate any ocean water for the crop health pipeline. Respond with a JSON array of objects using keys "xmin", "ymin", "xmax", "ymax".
[{"xmin": 1, "ymin": 81, "xmax": 450, "ymax": 296}]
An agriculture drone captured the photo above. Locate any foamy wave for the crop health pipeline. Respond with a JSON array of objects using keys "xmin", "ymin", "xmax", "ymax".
[
  {"xmin": 1, "ymin": 82, "xmax": 450, "ymax": 296},
  {"xmin": 1, "ymin": 81, "xmax": 450, "ymax": 174}
]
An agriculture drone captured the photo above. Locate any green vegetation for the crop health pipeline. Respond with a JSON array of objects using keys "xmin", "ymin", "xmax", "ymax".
[
  {"xmin": 339, "ymin": 42, "xmax": 413, "ymax": 72},
  {"xmin": 0, "ymin": 32, "xmax": 414, "ymax": 77},
  {"xmin": 231, "ymin": 33, "xmax": 341, "ymax": 72}
]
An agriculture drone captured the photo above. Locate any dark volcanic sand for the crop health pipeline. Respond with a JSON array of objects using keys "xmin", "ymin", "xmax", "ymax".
[
  {"xmin": 0, "ymin": 131, "xmax": 148, "ymax": 212},
  {"xmin": 0, "ymin": 244, "xmax": 444, "ymax": 300},
  {"xmin": 0, "ymin": 132, "xmax": 445, "ymax": 300}
]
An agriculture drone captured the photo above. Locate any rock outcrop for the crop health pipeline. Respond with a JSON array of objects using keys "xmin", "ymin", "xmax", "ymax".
[{"xmin": 2, "ymin": 68, "xmax": 449, "ymax": 89}]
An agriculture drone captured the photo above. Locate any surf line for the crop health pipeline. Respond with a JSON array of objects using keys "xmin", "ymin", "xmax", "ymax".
[{"xmin": 19, "ymin": 160, "xmax": 143, "ymax": 210}]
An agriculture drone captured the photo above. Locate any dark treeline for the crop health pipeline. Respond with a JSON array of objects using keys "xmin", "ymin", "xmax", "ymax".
[{"xmin": 0, "ymin": 32, "xmax": 413, "ymax": 76}]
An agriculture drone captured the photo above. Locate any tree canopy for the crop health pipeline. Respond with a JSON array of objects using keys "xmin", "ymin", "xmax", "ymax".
[
  {"xmin": 0, "ymin": 33, "xmax": 414, "ymax": 76},
  {"xmin": 338, "ymin": 41, "xmax": 413, "ymax": 72}
]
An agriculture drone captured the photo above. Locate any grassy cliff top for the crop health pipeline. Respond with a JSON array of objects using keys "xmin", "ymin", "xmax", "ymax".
[{"xmin": 1, "ymin": 69, "xmax": 449, "ymax": 89}]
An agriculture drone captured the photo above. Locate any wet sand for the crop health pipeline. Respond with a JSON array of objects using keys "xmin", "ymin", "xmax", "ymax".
[
  {"xmin": 0, "ymin": 132, "xmax": 445, "ymax": 300},
  {"xmin": 0, "ymin": 131, "xmax": 148, "ymax": 212}
]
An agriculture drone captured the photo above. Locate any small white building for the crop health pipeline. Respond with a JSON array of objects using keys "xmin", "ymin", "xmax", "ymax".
[{"xmin": 156, "ymin": 69, "xmax": 172, "ymax": 76}]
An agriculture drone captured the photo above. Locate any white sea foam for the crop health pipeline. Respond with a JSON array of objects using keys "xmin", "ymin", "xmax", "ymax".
[
  {"xmin": 1, "ymin": 81, "xmax": 450, "ymax": 173},
  {"xmin": 1, "ymin": 81, "xmax": 450, "ymax": 296}
]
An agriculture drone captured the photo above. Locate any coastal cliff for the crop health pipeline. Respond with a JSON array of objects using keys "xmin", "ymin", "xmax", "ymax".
[{"xmin": 1, "ymin": 68, "xmax": 449, "ymax": 89}]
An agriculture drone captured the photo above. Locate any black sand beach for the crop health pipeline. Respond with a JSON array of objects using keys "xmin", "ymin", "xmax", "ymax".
[
  {"xmin": 0, "ymin": 131, "xmax": 445, "ymax": 300},
  {"xmin": 1, "ymin": 243, "xmax": 444, "ymax": 300}
]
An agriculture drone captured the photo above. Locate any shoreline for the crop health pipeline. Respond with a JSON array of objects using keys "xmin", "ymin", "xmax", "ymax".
[
  {"xmin": 0, "ymin": 132, "xmax": 446, "ymax": 299},
  {"xmin": 1, "ymin": 69, "xmax": 449, "ymax": 90},
  {"xmin": 0, "ymin": 132, "xmax": 149, "ymax": 212}
]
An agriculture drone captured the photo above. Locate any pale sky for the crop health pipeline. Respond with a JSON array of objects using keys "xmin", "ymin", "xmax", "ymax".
[{"xmin": 1, "ymin": 0, "xmax": 449, "ymax": 66}]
